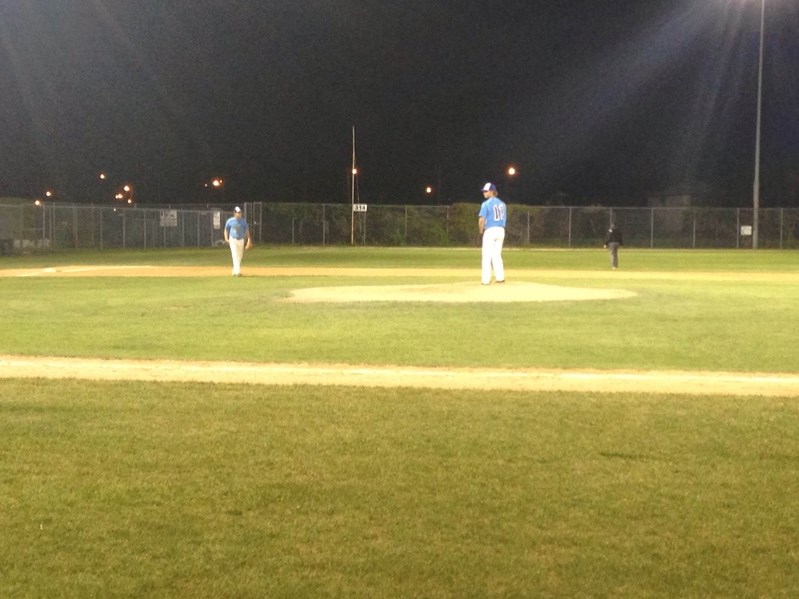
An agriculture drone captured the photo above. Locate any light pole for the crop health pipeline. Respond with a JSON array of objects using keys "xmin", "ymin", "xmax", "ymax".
[
  {"xmin": 350, "ymin": 125, "xmax": 357, "ymax": 245},
  {"xmin": 752, "ymin": 0, "xmax": 765, "ymax": 249}
]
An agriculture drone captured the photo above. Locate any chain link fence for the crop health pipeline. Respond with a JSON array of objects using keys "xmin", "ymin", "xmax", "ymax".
[{"xmin": 1, "ymin": 201, "xmax": 798, "ymax": 252}]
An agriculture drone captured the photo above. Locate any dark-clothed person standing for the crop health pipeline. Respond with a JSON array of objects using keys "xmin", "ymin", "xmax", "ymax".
[{"xmin": 604, "ymin": 224, "xmax": 623, "ymax": 269}]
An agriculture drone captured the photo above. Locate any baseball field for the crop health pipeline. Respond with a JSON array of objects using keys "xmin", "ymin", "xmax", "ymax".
[{"xmin": 1, "ymin": 246, "xmax": 798, "ymax": 596}]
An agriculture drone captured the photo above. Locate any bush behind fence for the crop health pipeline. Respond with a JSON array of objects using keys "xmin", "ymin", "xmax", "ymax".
[{"xmin": 2, "ymin": 202, "xmax": 798, "ymax": 251}]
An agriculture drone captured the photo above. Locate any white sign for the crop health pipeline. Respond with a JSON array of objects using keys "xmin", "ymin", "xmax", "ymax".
[
  {"xmin": 213, "ymin": 211, "xmax": 221, "ymax": 230},
  {"xmin": 353, "ymin": 204, "xmax": 368, "ymax": 212},
  {"xmin": 740, "ymin": 225, "xmax": 752, "ymax": 236},
  {"xmin": 159, "ymin": 210, "xmax": 178, "ymax": 227}
]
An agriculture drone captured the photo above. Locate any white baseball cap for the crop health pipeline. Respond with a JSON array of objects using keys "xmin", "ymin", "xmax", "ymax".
[{"xmin": 234, "ymin": 206, "xmax": 242, "ymax": 213}]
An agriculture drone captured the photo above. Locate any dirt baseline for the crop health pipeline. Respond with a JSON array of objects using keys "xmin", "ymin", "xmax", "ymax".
[
  {"xmin": 1, "ymin": 264, "xmax": 797, "ymax": 396},
  {"xmin": 1, "ymin": 355, "xmax": 798, "ymax": 397}
]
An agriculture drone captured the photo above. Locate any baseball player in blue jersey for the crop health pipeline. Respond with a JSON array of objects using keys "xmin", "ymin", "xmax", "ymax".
[
  {"xmin": 224, "ymin": 206, "xmax": 252, "ymax": 276},
  {"xmin": 478, "ymin": 182, "xmax": 507, "ymax": 285}
]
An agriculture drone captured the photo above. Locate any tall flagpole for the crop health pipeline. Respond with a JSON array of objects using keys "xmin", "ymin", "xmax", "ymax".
[
  {"xmin": 752, "ymin": 0, "xmax": 765, "ymax": 249},
  {"xmin": 350, "ymin": 125, "xmax": 356, "ymax": 245}
]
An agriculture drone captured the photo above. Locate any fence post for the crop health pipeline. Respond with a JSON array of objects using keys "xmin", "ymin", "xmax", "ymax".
[
  {"xmin": 780, "ymin": 208, "xmax": 784, "ymax": 249},
  {"xmin": 526, "ymin": 210, "xmax": 530, "ymax": 245},
  {"xmin": 692, "ymin": 214, "xmax": 696, "ymax": 249},
  {"xmin": 650, "ymin": 208, "xmax": 655, "ymax": 248},
  {"xmin": 404, "ymin": 206, "xmax": 408, "ymax": 245},
  {"xmin": 568, "ymin": 207, "xmax": 572, "ymax": 248},
  {"xmin": 736, "ymin": 208, "xmax": 740, "ymax": 249}
]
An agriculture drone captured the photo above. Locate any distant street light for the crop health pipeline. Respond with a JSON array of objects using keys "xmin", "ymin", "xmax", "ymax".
[
  {"xmin": 505, "ymin": 165, "xmax": 519, "ymax": 201},
  {"xmin": 115, "ymin": 184, "xmax": 134, "ymax": 205},
  {"xmin": 100, "ymin": 173, "xmax": 132, "ymax": 203},
  {"xmin": 752, "ymin": 0, "xmax": 765, "ymax": 249},
  {"xmin": 205, "ymin": 177, "xmax": 226, "ymax": 202},
  {"xmin": 425, "ymin": 186, "xmax": 433, "ymax": 195}
]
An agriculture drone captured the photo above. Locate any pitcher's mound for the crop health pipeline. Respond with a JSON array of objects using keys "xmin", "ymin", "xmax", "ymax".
[{"xmin": 285, "ymin": 281, "xmax": 637, "ymax": 303}]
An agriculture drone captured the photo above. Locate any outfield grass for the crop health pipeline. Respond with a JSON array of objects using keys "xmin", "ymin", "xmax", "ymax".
[
  {"xmin": 1, "ymin": 247, "xmax": 798, "ymax": 597},
  {"xmin": 2, "ymin": 379, "xmax": 799, "ymax": 597}
]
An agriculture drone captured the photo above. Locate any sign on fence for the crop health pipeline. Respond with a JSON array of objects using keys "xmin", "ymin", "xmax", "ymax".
[
  {"xmin": 352, "ymin": 204, "xmax": 368, "ymax": 212},
  {"xmin": 159, "ymin": 210, "xmax": 178, "ymax": 227}
]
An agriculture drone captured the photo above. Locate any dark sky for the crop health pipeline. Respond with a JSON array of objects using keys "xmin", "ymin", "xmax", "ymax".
[{"xmin": 1, "ymin": 0, "xmax": 798, "ymax": 206}]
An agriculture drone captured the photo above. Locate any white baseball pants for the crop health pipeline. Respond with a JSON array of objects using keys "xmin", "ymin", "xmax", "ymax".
[
  {"xmin": 229, "ymin": 238, "xmax": 245, "ymax": 275},
  {"xmin": 481, "ymin": 226, "xmax": 505, "ymax": 284}
]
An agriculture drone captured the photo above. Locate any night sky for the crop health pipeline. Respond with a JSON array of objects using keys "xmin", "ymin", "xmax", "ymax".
[{"xmin": 1, "ymin": 0, "xmax": 798, "ymax": 207}]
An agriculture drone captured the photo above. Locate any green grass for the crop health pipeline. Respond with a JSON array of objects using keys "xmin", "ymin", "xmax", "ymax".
[
  {"xmin": 2, "ymin": 247, "xmax": 798, "ymax": 597},
  {"xmin": 1, "ymin": 248, "xmax": 797, "ymax": 372},
  {"xmin": 2, "ymin": 245, "xmax": 798, "ymax": 270},
  {"xmin": 2, "ymin": 380, "xmax": 798, "ymax": 597}
]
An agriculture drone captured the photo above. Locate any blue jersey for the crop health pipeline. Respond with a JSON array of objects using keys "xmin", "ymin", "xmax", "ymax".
[
  {"xmin": 225, "ymin": 217, "xmax": 249, "ymax": 240},
  {"xmin": 479, "ymin": 197, "xmax": 507, "ymax": 228}
]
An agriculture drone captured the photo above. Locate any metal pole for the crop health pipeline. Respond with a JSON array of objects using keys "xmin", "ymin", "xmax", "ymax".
[
  {"xmin": 526, "ymin": 210, "xmax": 530, "ymax": 245},
  {"xmin": 404, "ymin": 206, "xmax": 408, "ymax": 244},
  {"xmin": 736, "ymin": 208, "xmax": 741, "ymax": 249},
  {"xmin": 779, "ymin": 208, "xmax": 784, "ymax": 249},
  {"xmin": 568, "ymin": 207, "xmax": 572, "ymax": 248},
  {"xmin": 350, "ymin": 125, "xmax": 356, "ymax": 245},
  {"xmin": 753, "ymin": 0, "xmax": 765, "ymax": 249},
  {"xmin": 650, "ymin": 208, "xmax": 655, "ymax": 249}
]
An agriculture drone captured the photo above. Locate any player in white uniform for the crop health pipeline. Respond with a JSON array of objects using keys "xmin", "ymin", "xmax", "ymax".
[
  {"xmin": 224, "ymin": 206, "xmax": 253, "ymax": 276},
  {"xmin": 478, "ymin": 182, "xmax": 507, "ymax": 285}
]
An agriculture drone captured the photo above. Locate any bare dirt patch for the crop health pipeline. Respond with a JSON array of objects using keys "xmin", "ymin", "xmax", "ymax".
[
  {"xmin": 3, "ymin": 264, "xmax": 799, "ymax": 283},
  {"xmin": 1, "ymin": 355, "xmax": 797, "ymax": 397},
  {"xmin": 284, "ymin": 281, "xmax": 637, "ymax": 303}
]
